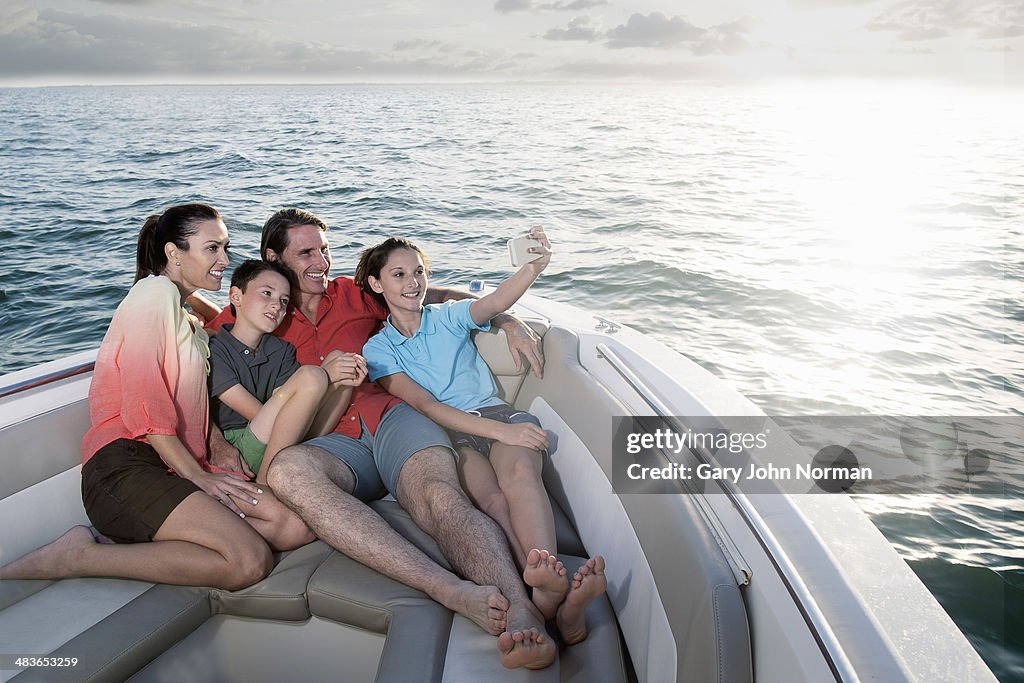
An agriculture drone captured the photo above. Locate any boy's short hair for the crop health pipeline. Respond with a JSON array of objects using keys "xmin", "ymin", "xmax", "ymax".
[
  {"xmin": 231, "ymin": 259, "xmax": 294, "ymax": 291},
  {"xmin": 229, "ymin": 259, "xmax": 295, "ymax": 316}
]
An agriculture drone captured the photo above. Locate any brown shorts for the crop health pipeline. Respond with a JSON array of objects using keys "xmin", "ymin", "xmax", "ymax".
[{"xmin": 81, "ymin": 438, "xmax": 202, "ymax": 544}]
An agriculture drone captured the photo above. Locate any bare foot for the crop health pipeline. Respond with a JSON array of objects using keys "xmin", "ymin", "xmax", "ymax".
[
  {"xmin": 498, "ymin": 628, "xmax": 557, "ymax": 670},
  {"xmin": 498, "ymin": 600, "xmax": 556, "ymax": 669},
  {"xmin": 444, "ymin": 581, "xmax": 508, "ymax": 635},
  {"xmin": 0, "ymin": 526, "xmax": 97, "ymax": 580},
  {"xmin": 556, "ymin": 555, "xmax": 607, "ymax": 645},
  {"xmin": 523, "ymin": 548, "xmax": 568, "ymax": 620}
]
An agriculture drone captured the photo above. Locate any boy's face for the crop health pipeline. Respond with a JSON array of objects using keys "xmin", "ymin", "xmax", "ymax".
[{"xmin": 229, "ymin": 270, "xmax": 291, "ymax": 334}]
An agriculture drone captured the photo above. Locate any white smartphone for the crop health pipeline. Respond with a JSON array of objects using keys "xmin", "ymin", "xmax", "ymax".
[{"xmin": 507, "ymin": 235, "xmax": 542, "ymax": 267}]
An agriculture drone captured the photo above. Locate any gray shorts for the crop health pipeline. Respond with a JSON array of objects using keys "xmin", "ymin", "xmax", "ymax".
[{"xmin": 306, "ymin": 403, "xmax": 454, "ymax": 501}]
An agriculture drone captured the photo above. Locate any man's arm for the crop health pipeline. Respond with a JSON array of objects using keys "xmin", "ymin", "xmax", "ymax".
[
  {"xmin": 208, "ymin": 424, "xmax": 255, "ymax": 478},
  {"xmin": 186, "ymin": 292, "xmax": 223, "ymax": 326},
  {"xmin": 424, "ymin": 286, "xmax": 545, "ymax": 378}
]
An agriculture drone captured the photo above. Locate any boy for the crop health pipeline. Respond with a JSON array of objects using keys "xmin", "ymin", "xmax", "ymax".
[{"xmin": 209, "ymin": 259, "xmax": 365, "ymax": 484}]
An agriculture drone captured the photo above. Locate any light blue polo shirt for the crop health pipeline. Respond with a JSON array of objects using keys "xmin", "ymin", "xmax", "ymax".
[{"xmin": 363, "ymin": 299, "xmax": 504, "ymax": 412}]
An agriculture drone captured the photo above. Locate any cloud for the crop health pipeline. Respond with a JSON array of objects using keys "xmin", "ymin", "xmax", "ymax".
[
  {"xmin": 867, "ymin": 0, "xmax": 1023, "ymax": 42},
  {"xmin": 601, "ymin": 12, "xmax": 752, "ymax": 54},
  {"xmin": 606, "ymin": 12, "xmax": 705, "ymax": 49},
  {"xmin": 495, "ymin": 0, "xmax": 607, "ymax": 14},
  {"xmin": 0, "ymin": 7, "xmax": 533, "ymax": 81},
  {"xmin": 392, "ymin": 39, "xmax": 457, "ymax": 53},
  {"xmin": 693, "ymin": 18, "xmax": 752, "ymax": 55},
  {"xmin": 788, "ymin": 0, "xmax": 879, "ymax": 7},
  {"xmin": 544, "ymin": 16, "xmax": 601, "ymax": 42}
]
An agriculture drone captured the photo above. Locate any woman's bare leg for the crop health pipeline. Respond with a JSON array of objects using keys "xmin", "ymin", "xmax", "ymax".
[
  {"xmin": 0, "ymin": 492, "xmax": 272, "ymax": 590},
  {"xmin": 233, "ymin": 485, "xmax": 315, "ymax": 551}
]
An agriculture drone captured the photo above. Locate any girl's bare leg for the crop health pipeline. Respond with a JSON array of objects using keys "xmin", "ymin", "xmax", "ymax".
[
  {"xmin": 456, "ymin": 447, "xmax": 525, "ymax": 568},
  {"xmin": 489, "ymin": 443, "xmax": 566, "ymax": 619}
]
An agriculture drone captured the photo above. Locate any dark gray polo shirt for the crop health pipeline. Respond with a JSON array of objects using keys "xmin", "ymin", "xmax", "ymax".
[{"xmin": 209, "ymin": 323, "xmax": 300, "ymax": 432}]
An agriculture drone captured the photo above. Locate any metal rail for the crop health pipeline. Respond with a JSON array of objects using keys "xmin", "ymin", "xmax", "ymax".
[
  {"xmin": 596, "ymin": 342, "xmax": 859, "ymax": 683},
  {"xmin": 0, "ymin": 361, "xmax": 95, "ymax": 400}
]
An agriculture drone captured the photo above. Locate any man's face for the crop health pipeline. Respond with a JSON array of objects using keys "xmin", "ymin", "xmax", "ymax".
[{"xmin": 269, "ymin": 224, "xmax": 331, "ymax": 297}]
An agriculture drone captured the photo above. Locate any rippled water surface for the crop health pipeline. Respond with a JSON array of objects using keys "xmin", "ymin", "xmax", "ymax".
[{"xmin": 0, "ymin": 83, "xmax": 1021, "ymax": 679}]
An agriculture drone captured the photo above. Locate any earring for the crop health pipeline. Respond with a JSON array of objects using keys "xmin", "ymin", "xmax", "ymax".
[{"xmin": 175, "ymin": 260, "xmax": 181, "ymax": 266}]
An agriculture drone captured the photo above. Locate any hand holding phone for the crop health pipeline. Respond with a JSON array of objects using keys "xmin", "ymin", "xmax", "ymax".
[{"xmin": 507, "ymin": 235, "xmax": 543, "ymax": 267}]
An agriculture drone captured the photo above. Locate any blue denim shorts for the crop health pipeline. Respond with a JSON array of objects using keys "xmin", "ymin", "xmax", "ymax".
[
  {"xmin": 305, "ymin": 403, "xmax": 453, "ymax": 502},
  {"xmin": 449, "ymin": 403, "xmax": 557, "ymax": 457}
]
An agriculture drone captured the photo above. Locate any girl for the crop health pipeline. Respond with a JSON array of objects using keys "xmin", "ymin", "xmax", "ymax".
[{"xmin": 357, "ymin": 227, "xmax": 605, "ymax": 644}]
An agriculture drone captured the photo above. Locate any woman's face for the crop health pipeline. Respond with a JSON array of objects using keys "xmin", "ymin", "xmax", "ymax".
[{"xmin": 172, "ymin": 219, "xmax": 230, "ymax": 294}]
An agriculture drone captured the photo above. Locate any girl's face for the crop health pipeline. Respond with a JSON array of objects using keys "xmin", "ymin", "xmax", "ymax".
[
  {"xmin": 169, "ymin": 219, "xmax": 230, "ymax": 294},
  {"xmin": 369, "ymin": 247, "xmax": 428, "ymax": 314}
]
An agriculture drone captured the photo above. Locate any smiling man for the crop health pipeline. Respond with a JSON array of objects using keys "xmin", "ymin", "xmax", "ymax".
[{"xmin": 207, "ymin": 208, "xmax": 555, "ymax": 669}]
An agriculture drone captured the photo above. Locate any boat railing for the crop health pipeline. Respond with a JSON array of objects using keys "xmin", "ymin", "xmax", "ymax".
[
  {"xmin": 0, "ymin": 361, "xmax": 95, "ymax": 401},
  {"xmin": 597, "ymin": 342, "xmax": 858, "ymax": 683}
]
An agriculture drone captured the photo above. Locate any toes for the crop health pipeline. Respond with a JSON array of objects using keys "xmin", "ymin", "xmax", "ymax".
[{"xmin": 489, "ymin": 591, "xmax": 510, "ymax": 611}]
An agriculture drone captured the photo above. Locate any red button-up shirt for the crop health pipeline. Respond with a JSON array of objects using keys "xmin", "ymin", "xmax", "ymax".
[{"xmin": 210, "ymin": 277, "xmax": 401, "ymax": 437}]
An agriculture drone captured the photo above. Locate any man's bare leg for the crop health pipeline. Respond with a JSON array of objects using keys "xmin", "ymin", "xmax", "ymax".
[
  {"xmin": 267, "ymin": 444, "xmax": 507, "ymax": 635},
  {"xmin": 395, "ymin": 446, "xmax": 556, "ymax": 670}
]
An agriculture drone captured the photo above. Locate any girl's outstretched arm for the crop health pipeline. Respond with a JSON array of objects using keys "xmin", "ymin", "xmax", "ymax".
[{"xmin": 469, "ymin": 226, "xmax": 552, "ymax": 326}]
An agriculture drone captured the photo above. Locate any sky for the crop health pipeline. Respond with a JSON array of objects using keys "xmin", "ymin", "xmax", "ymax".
[{"xmin": 0, "ymin": 0, "xmax": 1020, "ymax": 86}]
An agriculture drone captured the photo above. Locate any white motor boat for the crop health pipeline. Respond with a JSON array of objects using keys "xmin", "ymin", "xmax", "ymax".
[{"xmin": 0, "ymin": 291, "xmax": 996, "ymax": 682}]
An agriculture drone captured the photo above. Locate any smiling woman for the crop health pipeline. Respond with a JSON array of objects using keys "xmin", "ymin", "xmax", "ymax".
[{"xmin": 0, "ymin": 202, "xmax": 312, "ymax": 590}]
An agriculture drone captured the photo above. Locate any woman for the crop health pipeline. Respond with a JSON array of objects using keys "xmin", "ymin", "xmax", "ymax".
[{"xmin": 0, "ymin": 204, "xmax": 311, "ymax": 589}]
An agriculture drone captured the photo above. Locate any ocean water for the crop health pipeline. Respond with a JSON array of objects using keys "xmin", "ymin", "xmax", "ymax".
[{"xmin": 0, "ymin": 83, "xmax": 1021, "ymax": 679}]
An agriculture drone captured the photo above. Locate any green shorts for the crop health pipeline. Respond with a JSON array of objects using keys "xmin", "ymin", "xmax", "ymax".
[{"xmin": 223, "ymin": 425, "xmax": 267, "ymax": 474}]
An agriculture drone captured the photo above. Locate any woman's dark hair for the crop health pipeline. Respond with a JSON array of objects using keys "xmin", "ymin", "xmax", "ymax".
[
  {"xmin": 228, "ymin": 259, "xmax": 297, "ymax": 316},
  {"xmin": 354, "ymin": 237, "xmax": 431, "ymax": 310},
  {"xmin": 135, "ymin": 203, "xmax": 222, "ymax": 283},
  {"xmin": 260, "ymin": 208, "xmax": 329, "ymax": 260}
]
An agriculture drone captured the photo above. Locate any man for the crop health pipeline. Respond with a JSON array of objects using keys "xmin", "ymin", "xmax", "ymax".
[{"xmin": 207, "ymin": 208, "xmax": 555, "ymax": 669}]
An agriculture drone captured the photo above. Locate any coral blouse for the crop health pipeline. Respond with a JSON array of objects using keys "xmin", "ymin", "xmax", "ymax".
[{"xmin": 81, "ymin": 275, "xmax": 213, "ymax": 469}]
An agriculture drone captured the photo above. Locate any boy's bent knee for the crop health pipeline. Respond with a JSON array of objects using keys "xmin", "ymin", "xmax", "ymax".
[{"xmin": 291, "ymin": 365, "xmax": 328, "ymax": 394}]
